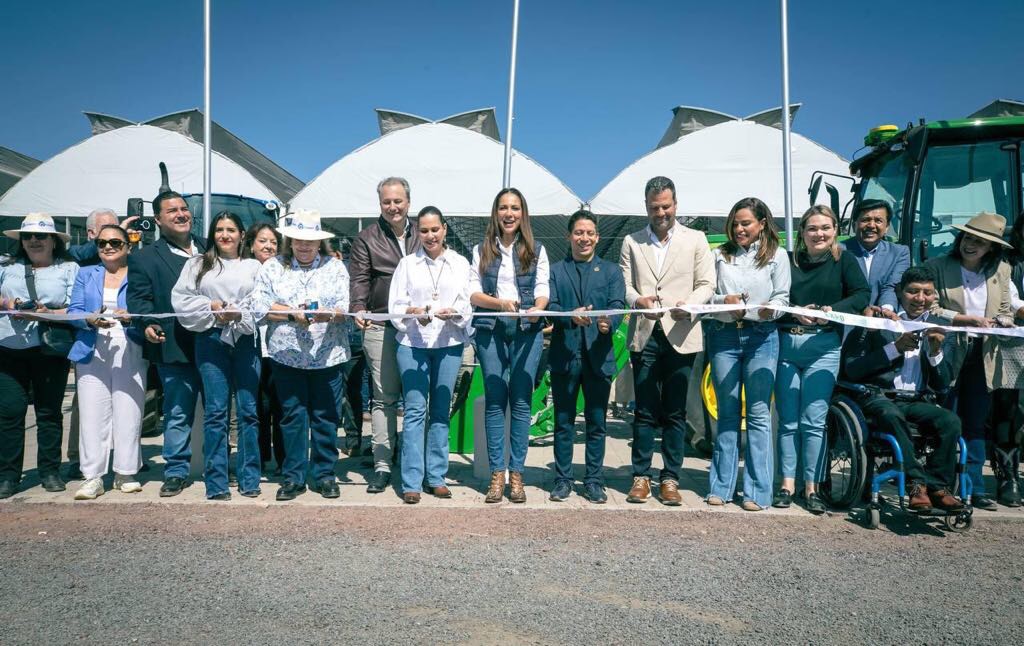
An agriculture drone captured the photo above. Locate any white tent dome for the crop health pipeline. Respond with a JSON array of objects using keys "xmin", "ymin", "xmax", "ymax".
[
  {"xmin": 290, "ymin": 120, "xmax": 582, "ymax": 218},
  {"xmin": 590, "ymin": 118, "xmax": 851, "ymax": 219},
  {"xmin": 0, "ymin": 124, "xmax": 282, "ymax": 218}
]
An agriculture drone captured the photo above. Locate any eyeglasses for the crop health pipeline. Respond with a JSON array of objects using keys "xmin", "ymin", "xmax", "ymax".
[
  {"xmin": 96, "ymin": 238, "xmax": 127, "ymax": 250},
  {"xmin": 19, "ymin": 232, "xmax": 50, "ymax": 241}
]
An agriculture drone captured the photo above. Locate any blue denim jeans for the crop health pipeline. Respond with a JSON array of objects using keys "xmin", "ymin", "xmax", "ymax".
[
  {"xmin": 156, "ymin": 362, "xmax": 203, "ymax": 480},
  {"xmin": 272, "ymin": 362, "xmax": 343, "ymax": 486},
  {"xmin": 551, "ymin": 353, "xmax": 611, "ymax": 485},
  {"xmin": 475, "ymin": 319, "xmax": 543, "ymax": 473},
  {"xmin": 396, "ymin": 343, "xmax": 462, "ymax": 493},
  {"xmin": 195, "ymin": 330, "xmax": 262, "ymax": 497},
  {"xmin": 707, "ymin": 321, "xmax": 778, "ymax": 507},
  {"xmin": 775, "ymin": 329, "xmax": 841, "ymax": 484}
]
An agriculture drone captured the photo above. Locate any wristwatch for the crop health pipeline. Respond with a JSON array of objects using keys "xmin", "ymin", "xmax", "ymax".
[{"xmin": 287, "ymin": 313, "xmax": 297, "ymax": 323}]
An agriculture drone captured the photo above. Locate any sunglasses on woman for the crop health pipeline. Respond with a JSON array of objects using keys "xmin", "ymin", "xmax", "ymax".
[
  {"xmin": 96, "ymin": 238, "xmax": 127, "ymax": 250},
  {"xmin": 19, "ymin": 232, "xmax": 51, "ymax": 241}
]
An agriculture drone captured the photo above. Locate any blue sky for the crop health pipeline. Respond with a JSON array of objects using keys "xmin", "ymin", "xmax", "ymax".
[{"xmin": 3, "ymin": 0, "xmax": 1021, "ymax": 200}]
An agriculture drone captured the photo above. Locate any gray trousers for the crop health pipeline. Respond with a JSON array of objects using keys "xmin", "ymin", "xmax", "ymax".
[{"xmin": 364, "ymin": 324, "xmax": 401, "ymax": 472}]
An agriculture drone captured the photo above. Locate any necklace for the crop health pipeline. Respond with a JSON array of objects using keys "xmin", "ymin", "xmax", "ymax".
[{"xmin": 425, "ymin": 256, "xmax": 445, "ymax": 301}]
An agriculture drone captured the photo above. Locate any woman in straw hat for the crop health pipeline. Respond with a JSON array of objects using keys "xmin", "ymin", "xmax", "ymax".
[
  {"xmin": 251, "ymin": 209, "xmax": 350, "ymax": 502},
  {"xmin": 0, "ymin": 213, "xmax": 80, "ymax": 498},
  {"xmin": 925, "ymin": 211, "xmax": 1015, "ymax": 511}
]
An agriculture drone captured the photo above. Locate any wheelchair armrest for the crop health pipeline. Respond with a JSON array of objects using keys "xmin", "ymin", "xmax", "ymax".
[{"xmin": 836, "ymin": 381, "xmax": 871, "ymax": 395}]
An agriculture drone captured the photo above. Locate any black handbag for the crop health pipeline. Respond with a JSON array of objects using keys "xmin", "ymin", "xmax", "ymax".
[{"xmin": 24, "ymin": 264, "xmax": 75, "ymax": 357}]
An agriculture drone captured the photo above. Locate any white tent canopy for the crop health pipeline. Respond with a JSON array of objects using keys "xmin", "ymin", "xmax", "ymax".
[
  {"xmin": 290, "ymin": 112, "xmax": 582, "ymax": 218},
  {"xmin": 590, "ymin": 112, "xmax": 851, "ymax": 219},
  {"xmin": 0, "ymin": 123, "xmax": 283, "ymax": 218}
]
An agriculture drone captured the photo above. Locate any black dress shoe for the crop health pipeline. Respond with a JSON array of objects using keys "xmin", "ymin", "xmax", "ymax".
[
  {"xmin": 159, "ymin": 476, "xmax": 188, "ymax": 498},
  {"xmin": 366, "ymin": 470, "xmax": 390, "ymax": 494},
  {"xmin": 40, "ymin": 473, "xmax": 66, "ymax": 492},
  {"xmin": 276, "ymin": 481, "xmax": 307, "ymax": 501},
  {"xmin": 63, "ymin": 463, "xmax": 84, "ymax": 481},
  {"xmin": 317, "ymin": 478, "xmax": 340, "ymax": 499},
  {"xmin": 208, "ymin": 492, "xmax": 231, "ymax": 501},
  {"xmin": 239, "ymin": 489, "xmax": 261, "ymax": 498},
  {"xmin": 0, "ymin": 480, "xmax": 17, "ymax": 499},
  {"xmin": 772, "ymin": 488, "xmax": 792, "ymax": 508},
  {"xmin": 972, "ymin": 495, "xmax": 998, "ymax": 511},
  {"xmin": 804, "ymin": 491, "xmax": 827, "ymax": 515}
]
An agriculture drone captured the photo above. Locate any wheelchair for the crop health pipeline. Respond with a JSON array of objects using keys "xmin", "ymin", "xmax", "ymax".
[{"xmin": 821, "ymin": 382, "xmax": 974, "ymax": 532}]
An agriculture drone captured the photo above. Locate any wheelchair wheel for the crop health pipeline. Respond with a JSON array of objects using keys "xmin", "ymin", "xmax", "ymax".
[
  {"xmin": 943, "ymin": 509, "xmax": 973, "ymax": 533},
  {"xmin": 863, "ymin": 507, "xmax": 880, "ymax": 530},
  {"xmin": 821, "ymin": 394, "xmax": 868, "ymax": 509}
]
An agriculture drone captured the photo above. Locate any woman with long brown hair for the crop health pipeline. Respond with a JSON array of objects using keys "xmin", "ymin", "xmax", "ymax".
[{"xmin": 469, "ymin": 188, "xmax": 549, "ymax": 503}]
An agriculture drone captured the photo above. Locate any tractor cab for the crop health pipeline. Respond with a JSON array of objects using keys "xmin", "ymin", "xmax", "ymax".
[{"xmin": 811, "ymin": 116, "xmax": 1024, "ymax": 263}]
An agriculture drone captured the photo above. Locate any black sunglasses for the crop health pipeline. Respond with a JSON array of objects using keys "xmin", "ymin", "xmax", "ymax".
[
  {"xmin": 19, "ymin": 232, "xmax": 51, "ymax": 241},
  {"xmin": 96, "ymin": 238, "xmax": 127, "ymax": 250}
]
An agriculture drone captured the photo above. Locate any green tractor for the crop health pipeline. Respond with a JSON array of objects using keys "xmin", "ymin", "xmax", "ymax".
[{"xmin": 810, "ymin": 115, "xmax": 1024, "ymax": 261}]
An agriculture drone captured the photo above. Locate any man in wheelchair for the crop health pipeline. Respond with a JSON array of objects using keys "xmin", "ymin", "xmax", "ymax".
[{"xmin": 841, "ymin": 266, "xmax": 965, "ymax": 513}]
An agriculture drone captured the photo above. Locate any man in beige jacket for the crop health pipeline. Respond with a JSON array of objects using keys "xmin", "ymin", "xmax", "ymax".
[{"xmin": 619, "ymin": 176, "xmax": 715, "ymax": 505}]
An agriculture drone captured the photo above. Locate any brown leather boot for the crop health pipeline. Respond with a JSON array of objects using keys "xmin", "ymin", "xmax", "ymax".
[
  {"xmin": 929, "ymin": 488, "xmax": 965, "ymax": 512},
  {"xmin": 484, "ymin": 470, "xmax": 505, "ymax": 504},
  {"xmin": 626, "ymin": 476, "xmax": 650, "ymax": 503},
  {"xmin": 907, "ymin": 483, "xmax": 932, "ymax": 512},
  {"xmin": 509, "ymin": 471, "xmax": 526, "ymax": 503},
  {"xmin": 659, "ymin": 478, "xmax": 682, "ymax": 506}
]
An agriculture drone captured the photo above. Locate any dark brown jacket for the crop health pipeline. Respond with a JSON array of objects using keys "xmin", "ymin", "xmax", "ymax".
[{"xmin": 349, "ymin": 216, "xmax": 420, "ymax": 313}]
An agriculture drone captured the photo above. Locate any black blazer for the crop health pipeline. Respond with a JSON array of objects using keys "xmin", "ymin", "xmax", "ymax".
[
  {"xmin": 841, "ymin": 322, "xmax": 962, "ymax": 395},
  {"xmin": 546, "ymin": 255, "xmax": 626, "ymax": 378},
  {"xmin": 127, "ymin": 236, "xmax": 206, "ymax": 365}
]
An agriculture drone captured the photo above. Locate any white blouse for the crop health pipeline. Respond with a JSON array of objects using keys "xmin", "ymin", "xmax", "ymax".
[
  {"xmin": 467, "ymin": 237, "xmax": 550, "ymax": 304},
  {"xmin": 171, "ymin": 257, "xmax": 262, "ymax": 346},
  {"xmin": 389, "ymin": 248, "xmax": 472, "ymax": 348}
]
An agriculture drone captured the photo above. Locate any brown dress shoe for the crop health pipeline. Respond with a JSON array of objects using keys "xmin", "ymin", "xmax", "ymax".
[
  {"xmin": 659, "ymin": 479, "xmax": 682, "ymax": 506},
  {"xmin": 484, "ymin": 470, "xmax": 505, "ymax": 504},
  {"xmin": 403, "ymin": 492, "xmax": 420, "ymax": 504},
  {"xmin": 929, "ymin": 488, "xmax": 965, "ymax": 512},
  {"xmin": 430, "ymin": 485, "xmax": 452, "ymax": 498},
  {"xmin": 626, "ymin": 476, "xmax": 650, "ymax": 503},
  {"xmin": 509, "ymin": 471, "xmax": 526, "ymax": 503},
  {"xmin": 908, "ymin": 483, "xmax": 932, "ymax": 512}
]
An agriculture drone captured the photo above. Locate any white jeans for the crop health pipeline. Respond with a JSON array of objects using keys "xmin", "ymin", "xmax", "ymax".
[{"xmin": 76, "ymin": 333, "xmax": 147, "ymax": 479}]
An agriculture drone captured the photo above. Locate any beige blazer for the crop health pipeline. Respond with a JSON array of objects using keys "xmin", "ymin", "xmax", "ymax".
[
  {"xmin": 926, "ymin": 254, "xmax": 1012, "ymax": 390},
  {"xmin": 619, "ymin": 224, "xmax": 716, "ymax": 354}
]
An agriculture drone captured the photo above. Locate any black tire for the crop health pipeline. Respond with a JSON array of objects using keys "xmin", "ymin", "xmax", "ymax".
[
  {"xmin": 821, "ymin": 394, "xmax": 868, "ymax": 509},
  {"xmin": 943, "ymin": 510, "xmax": 974, "ymax": 533},
  {"xmin": 864, "ymin": 507, "xmax": 880, "ymax": 530}
]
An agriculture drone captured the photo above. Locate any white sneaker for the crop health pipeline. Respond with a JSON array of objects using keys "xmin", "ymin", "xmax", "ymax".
[
  {"xmin": 113, "ymin": 474, "xmax": 142, "ymax": 493},
  {"xmin": 74, "ymin": 478, "xmax": 104, "ymax": 500}
]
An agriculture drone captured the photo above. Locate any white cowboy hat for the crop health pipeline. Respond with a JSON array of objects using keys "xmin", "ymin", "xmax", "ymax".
[
  {"xmin": 952, "ymin": 211, "xmax": 1012, "ymax": 249},
  {"xmin": 277, "ymin": 209, "xmax": 335, "ymax": 241},
  {"xmin": 3, "ymin": 212, "xmax": 72, "ymax": 243}
]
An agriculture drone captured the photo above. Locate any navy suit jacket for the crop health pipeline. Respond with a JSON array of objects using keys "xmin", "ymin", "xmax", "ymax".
[
  {"xmin": 547, "ymin": 255, "xmax": 626, "ymax": 378},
  {"xmin": 126, "ymin": 236, "xmax": 206, "ymax": 365},
  {"xmin": 840, "ymin": 238, "xmax": 910, "ymax": 310}
]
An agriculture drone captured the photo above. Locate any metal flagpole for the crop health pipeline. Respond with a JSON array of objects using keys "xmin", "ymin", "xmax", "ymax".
[
  {"xmin": 502, "ymin": 0, "xmax": 521, "ymax": 188},
  {"xmin": 780, "ymin": 0, "xmax": 794, "ymax": 251},
  {"xmin": 202, "ymin": 0, "xmax": 212, "ymax": 235}
]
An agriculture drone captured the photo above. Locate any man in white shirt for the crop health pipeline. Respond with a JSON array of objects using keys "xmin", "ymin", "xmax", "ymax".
[{"xmin": 840, "ymin": 266, "xmax": 965, "ymax": 512}]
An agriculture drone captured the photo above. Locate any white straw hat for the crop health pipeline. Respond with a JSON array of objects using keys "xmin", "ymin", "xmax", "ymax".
[
  {"xmin": 3, "ymin": 212, "xmax": 71, "ymax": 243},
  {"xmin": 277, "ymin": 209, "xmax": 334, "ymax": 241},
  {"xmin": 952, "ymin": 212, "xmax": 1012, "ymax": 249}
]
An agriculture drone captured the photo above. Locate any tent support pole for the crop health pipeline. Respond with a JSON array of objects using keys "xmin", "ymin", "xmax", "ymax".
[
  {"xmin": 780, "ymin": 0, "xmax": 794, "ymax": 252},
  {"xmin": 202, "ymin": 0, "xmax": 212, "ymax": 236},
  {"xmin": 501, "ymin": 0, "xmax": 520, "ymax": 188}
]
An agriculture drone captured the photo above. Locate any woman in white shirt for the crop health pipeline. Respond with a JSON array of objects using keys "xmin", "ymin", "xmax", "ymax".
[
  {"xmin": 388, "ymin": 207, "xmax": 471, "ymax": 504},
  {"xmin": 172, "ymin": 211, "xmax": 262, "ymax": 500},
  {"xmin": 469, "ymin": 188, "xmax": 549, "ymax": 504}
]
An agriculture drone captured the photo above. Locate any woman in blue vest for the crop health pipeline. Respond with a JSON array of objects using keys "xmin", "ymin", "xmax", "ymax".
[{"xmin": 469, "ymin": 188, "xmax": 550, "ymax": 504}]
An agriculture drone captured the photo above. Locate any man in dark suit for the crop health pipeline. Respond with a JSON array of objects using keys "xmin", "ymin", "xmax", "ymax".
[
  {"xmin": 126, "ymin": 191, "xmax": 206, "ymax": 497},
  {"xmin": 841, "ymin": 265, "xmax": 964, "ymax": 512},
  {"xmin": 546, "ymin": 210, "xmax": 626, "ymax": 503},
  {"xmin": 841, "ymin": 199, "xmax": 911, "ymax": 313}
]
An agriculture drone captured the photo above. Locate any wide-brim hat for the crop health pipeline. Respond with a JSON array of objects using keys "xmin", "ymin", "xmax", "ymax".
[
  {"xmin": 277, "ymin": 209, "xmax": 334, "ymax": 241},
  {"xmin": 3, "ymin": 212, "xmax": 71, "ymax": 243},
  {"xmin": 952, "ymin": 211, "xmax": 1012, "ymax": 249}
]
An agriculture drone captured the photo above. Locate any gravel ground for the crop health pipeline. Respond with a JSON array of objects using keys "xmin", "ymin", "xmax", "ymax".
[{"xmin": 1, "ymin": 503, "xmax": 1022, "ymax": 645}]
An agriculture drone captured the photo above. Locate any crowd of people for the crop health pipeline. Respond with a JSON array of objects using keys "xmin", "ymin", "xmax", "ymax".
[{"xmin": 1, "ymin": 174, "xmax": 1023, "ymax": 516}]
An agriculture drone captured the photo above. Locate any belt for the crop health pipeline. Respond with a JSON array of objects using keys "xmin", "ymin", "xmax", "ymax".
[{"xmin": 779, "ymin": 325, "xmax": 833, "ymax": 335}]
